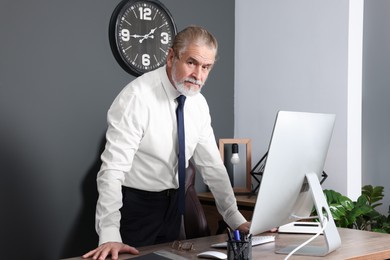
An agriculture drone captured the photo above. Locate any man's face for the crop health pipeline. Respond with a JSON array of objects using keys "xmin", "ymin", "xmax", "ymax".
[{"xmin": 167, "ymin": 43, "xmax": 216, "ymax": 96}]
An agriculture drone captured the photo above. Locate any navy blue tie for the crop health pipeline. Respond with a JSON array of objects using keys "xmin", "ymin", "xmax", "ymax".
[{"xmin": 176, "ymin": 95, "xmax": 186, "ymax": 215}]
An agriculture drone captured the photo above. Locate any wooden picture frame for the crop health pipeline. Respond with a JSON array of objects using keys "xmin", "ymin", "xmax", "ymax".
[{"xmin": 219, "ymin": 138, "xmax": 252, "ymax": 193}]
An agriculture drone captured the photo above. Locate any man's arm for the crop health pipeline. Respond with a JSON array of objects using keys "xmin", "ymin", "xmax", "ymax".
[
  {"xmin": 93, "ymin": 87, "xmax": 145, "ymax": 248},
  {"xmin": 192, "ymin": 132, "xmax": 248, "ymax": 230}
]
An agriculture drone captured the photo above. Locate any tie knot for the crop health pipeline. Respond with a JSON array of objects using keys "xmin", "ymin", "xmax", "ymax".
[{"xmin": 177, "ymin": 95, "xmax": 186, "ymax": 107}]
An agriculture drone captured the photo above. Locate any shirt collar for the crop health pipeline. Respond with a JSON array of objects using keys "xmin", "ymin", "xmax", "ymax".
[{"xmin": 159, "ymin": 65, "xmax": 181, "ymax": 101}]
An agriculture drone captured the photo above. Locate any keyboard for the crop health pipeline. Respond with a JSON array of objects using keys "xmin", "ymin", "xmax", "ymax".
[{"xmin": 211, "ymin": 235, "xmax": 275, "ymax": 248}]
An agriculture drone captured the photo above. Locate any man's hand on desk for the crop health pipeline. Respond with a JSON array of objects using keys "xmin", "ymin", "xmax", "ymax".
[
  {"xmin": 236, "ymin": 222, "xmax": 277, "ymax": 234},
  {"xmin": 237, "ymin": 221, "xmax": 251, "ymax": 234},
  {"xmin": 82, "ymin": 242, "xmax": 139, "ymax": 260}
]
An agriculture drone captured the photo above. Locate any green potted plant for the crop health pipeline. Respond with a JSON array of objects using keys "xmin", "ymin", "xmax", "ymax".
[{"xmin": 313, "ymin": 185, "xmax": 390, "ymax": 233}]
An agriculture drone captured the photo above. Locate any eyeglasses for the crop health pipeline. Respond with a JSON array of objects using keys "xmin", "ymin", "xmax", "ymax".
[{"xmin": 171, "ymin": 240, "xmax": 195, "ymax": 251}]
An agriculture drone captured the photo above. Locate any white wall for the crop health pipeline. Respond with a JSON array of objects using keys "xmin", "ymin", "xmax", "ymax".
[{"xmin": 234, "ymin": 0, "xmax": 360, "ymax": 196}]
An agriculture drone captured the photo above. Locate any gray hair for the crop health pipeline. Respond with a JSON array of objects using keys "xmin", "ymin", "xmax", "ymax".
[{"xmin": 171, "ymin": 25, "xmax": 218, "ymax": 59}]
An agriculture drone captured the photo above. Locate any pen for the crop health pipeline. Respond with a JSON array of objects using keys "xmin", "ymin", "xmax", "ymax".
[
  {"xmin": 234, "ymin": 230, "xmax": 244, "ymax": 258},
  {"xmin": 227, "ymin": 228, "xmax": 238, "ymax": 258},
  {"xmin": 227, "ymin": 227, "xmax": 233, "ymax": 240},
  {"xmin": 234, "ymin": 229, "xmax": 241, "ymax": 241}
]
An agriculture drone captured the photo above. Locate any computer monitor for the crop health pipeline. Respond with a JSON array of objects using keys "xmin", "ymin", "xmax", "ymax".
[{"xmin": 249, "ymin": 111, "xmax": 341, "ymax": 256}]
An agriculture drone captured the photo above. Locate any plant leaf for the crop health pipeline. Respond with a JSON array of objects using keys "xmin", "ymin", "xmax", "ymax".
[{"xmin": 362, "ymin": 185, "xmax": 384, "ymax": 208}]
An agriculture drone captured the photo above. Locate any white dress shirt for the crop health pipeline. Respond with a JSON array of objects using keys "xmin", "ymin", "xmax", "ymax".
[{"xmin": 96, "ymin": 66, "xmax": 246, "ymax": 245}]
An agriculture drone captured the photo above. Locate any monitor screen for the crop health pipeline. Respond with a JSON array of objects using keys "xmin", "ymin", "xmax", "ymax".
[{"xmin": 249, "ymin": 111, "xmax": 341, "ymax": 256}]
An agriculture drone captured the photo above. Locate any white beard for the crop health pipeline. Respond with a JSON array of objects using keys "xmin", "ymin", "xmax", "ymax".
[
  {"xmin": 175, "ymin": 80, "xmax": 202, "ymax": 97},
  {"xmin": 172, "ymin": 62, "xmax": 205, "ymax": 97}
]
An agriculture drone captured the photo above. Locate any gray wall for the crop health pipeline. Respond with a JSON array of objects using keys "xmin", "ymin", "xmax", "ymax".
[
  {"xmin": 235, "ymin": 0, "xmax": 349, "ymax": 194},
  {"xmin": 362, "ymin": 1, "xmax": 390, "ymax": 214},
  {"xmin": 0, "ymin": 0, "xmax": 234, "ymax": 259}
]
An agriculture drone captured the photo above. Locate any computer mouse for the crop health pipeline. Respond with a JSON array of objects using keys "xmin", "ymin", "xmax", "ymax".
[{"xmin": 197, "ymin": 250, "xmax": 227, "ymax": 259}]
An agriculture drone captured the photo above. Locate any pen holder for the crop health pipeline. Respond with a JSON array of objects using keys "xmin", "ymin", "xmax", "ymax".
[{"xmin": 227, "ymin": 236, "xmax": 252, "ymax": 260}]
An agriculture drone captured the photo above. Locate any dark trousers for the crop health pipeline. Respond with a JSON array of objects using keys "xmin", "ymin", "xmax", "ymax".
[{"xmin": 120, "ymin": 186, "xmax": 182, "ymax": 247}]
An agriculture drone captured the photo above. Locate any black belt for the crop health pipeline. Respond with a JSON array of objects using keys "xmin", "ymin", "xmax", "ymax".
[{"xmin": 122, "ymin": 186, "xmax": 178, "ymax": 197}]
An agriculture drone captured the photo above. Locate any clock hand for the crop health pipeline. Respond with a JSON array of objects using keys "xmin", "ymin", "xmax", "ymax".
[
  {"xmin": 139, "ymin": 27, "xmax": 157, "ymax": 43},
  {"xmin": 130, "ymin": 34, "xmax": 143, "ymax": 39}
]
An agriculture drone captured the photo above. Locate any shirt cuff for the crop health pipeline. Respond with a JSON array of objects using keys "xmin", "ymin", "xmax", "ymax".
[
  {"xmin": 98, "ymin": 227, "xmax": 123, "ymax": 245},
  {"xmin": 224, "ymin": 211, "xmax": 247, "ymax": 231}
]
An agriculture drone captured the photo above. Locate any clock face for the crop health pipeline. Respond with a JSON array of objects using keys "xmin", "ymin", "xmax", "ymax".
[{"xmin": 109, "ymin": 0, "xmax": 177, "ymax": 76}]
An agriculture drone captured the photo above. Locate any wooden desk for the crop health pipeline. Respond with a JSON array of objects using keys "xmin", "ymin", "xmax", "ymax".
[
  {"xmin": 64, "ymin": 228, "xmax": 390, "ymax": 259},
  {"xmin": 197, "ymin": 192, "xmax": 256, "ymax": 235}
]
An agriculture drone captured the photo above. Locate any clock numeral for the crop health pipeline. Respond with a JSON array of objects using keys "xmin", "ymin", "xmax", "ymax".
[
  {"xmin": 139, "ymin": 7, "xmax": 152, "ymax": 20},
  {"xmin": 161, "ymin": 32, "xmax": 169, "ymax": 44},
  {"xmin": 121, "ymin": 29, "xmax": 130, "ymax": 41},
  {"xmin": 142, "ymin": 54, "xmax": 150, "ymax": 66}
]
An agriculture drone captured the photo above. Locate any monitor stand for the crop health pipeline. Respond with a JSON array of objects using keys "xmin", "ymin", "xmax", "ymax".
[{"xmin": 275, "ymin": 172, "xmax": 342, "ymax": 256}]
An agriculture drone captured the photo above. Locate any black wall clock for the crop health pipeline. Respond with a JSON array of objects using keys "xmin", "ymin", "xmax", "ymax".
[{"xmin": 109, "ymin": 0, "xmax": 177, "ymax": 76}]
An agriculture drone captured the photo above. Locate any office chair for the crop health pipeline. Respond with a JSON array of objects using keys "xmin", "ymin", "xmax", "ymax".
[{"xmin": 183, "ymin": 161, "xmax": 210, "ymax": 239}]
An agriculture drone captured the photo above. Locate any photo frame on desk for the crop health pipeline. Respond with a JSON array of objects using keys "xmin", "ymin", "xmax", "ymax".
[{"xmin": 219, "ymin": 138, "xmax": 252, "ymax": 194}]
